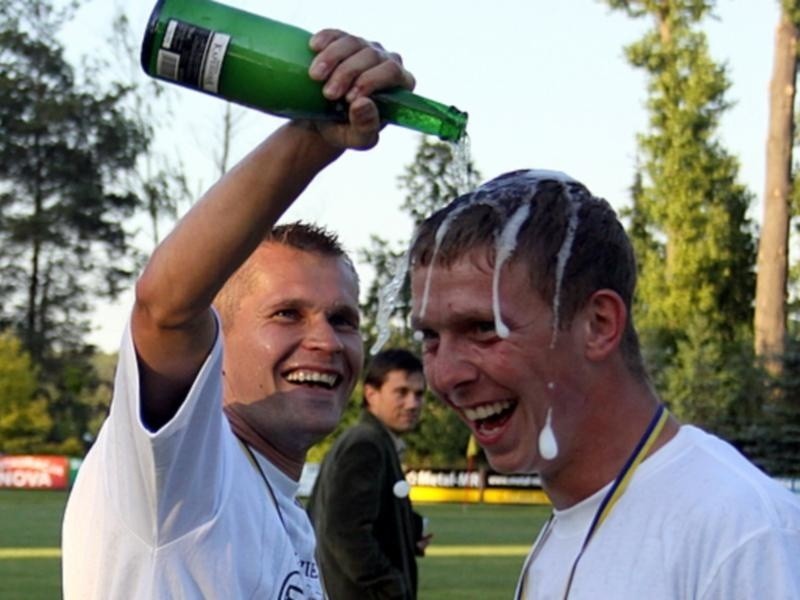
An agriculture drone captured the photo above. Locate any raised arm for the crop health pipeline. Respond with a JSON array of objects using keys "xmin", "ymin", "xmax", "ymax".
[{"xmin": 132, "ymin": 30, "xmax": 415, "ymax": 429}]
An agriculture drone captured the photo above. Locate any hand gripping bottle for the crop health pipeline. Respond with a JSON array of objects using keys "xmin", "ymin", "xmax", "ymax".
[{"xmin": 141, "ymin": 0, "xmax": 468, "ymax": 141}]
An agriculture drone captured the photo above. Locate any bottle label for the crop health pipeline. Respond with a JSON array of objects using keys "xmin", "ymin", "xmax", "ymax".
[{"xmin": 156, "ymin": 19, "xmax": 230, "ymax": 94}]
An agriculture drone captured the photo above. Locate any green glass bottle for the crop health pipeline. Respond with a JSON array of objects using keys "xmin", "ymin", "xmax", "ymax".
[{"xmin": 140, "ymin": 0, "xmax": 468, "ymax": 141}]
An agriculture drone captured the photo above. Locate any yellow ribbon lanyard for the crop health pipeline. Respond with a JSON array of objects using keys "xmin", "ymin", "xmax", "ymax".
[{"xmin": 518, "ymin": 405, "xmax": 670, "ymax": 600}]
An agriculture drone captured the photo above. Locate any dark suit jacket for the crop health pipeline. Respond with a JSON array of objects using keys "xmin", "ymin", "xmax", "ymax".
[{"xmin": 308, "ymin": 411, "xmax": 422, "ymax": 600}]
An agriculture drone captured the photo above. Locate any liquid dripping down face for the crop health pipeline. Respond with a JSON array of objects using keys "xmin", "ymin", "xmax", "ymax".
[
  {"xmin": 412, "ymin": 170, "xmax": 578, "ymax": 471},
  {"xmin": 411, "ymin": 249, "xmax": 584, "ymax": 475}
]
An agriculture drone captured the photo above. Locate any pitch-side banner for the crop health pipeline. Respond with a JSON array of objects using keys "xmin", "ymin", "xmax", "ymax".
[
  {"xmin": 405, "ymin": 468, "xmax": 549, "ymax": 505},
  {"xmin": 0, "ymin": 455, "xmax": 70, "ymax": 490}
]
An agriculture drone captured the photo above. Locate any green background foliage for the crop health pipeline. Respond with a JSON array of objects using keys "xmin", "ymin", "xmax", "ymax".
[{"xmin": 0, "ymin": 0, "xmax": 798, "ymax": 476}]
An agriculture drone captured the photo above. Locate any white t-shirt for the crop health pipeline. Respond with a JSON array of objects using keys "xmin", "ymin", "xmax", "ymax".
[
  {"xmin": 517, "ymin": 425, "xmax": 800, "ymax": 600},
  {"xmin": 62, "ymin": 319, "xmax": 324, "ymax": 599}
]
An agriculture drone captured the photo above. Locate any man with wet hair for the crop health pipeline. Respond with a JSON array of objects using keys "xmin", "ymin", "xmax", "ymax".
[
  {"xmin": 408, "ymin": 170, "xmax": 800, "ymax": 598},
  {"xmin": 61, "ymin": 29, "xmax": 416, "ymax": 599},
  {"xmin": 308, "ymin": 348, "xmax": 430, "ymax": 600}
]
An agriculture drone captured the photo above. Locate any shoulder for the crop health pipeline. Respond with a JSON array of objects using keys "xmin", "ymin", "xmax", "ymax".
[
  {"xmin": 319, "ymin": 423, "xmax": 382, "ymax": 467},
  {"xmin": 621, "ymin": 427, "xmax": 800, "ymax": 595},
  {"xmin": 336, "ymin": 415, "xmax": 390, "ymax": 447},
  {"xmin": 687, "ymin": 427, "xmax": 797, "ymax": 508},
  {"xmin": 646, "ymin": 426, "xmax": 800, "ymax": 531}
]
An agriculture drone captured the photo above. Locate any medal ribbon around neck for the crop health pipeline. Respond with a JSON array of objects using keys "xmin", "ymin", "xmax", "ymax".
[{"xmin": 518, "ymin": 404, "xmax": 669, "ymax": 600}]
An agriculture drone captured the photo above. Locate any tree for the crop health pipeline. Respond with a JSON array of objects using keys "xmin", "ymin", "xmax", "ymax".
[
  {"xmin": 359, "ymin": 136, "xmax": 481, "ymax": 352},
  {"xmin": 0, "ymin": 1, "xmax": 181, "ymax": 453},
  {"xmin": 754, "ymin": 0, "xmax": 800, "ymax": 378},
  {"xmin": 0, "ymin": 331, "xmax": 51, "ymax": 453},
  {"xmin": 108, "ymin": 10, "xmax": 190, "ymax": 246},
  {"xmin": 0, "ymin": 0, "xmax": 148, "ymax": 362},
  {"xmin": 607, "ymin": 0, "xmax": 756, "ymax": 429},
  {"xmin": 213, "ymin": 102, "xmax": 248, "ymax": 178}
]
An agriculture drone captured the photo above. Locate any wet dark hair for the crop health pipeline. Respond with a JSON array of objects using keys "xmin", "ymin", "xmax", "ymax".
[
  {"xmin": 362, "ymin": 348, "xmax": 424, "ymax": 406},
  {"xmin": 214, "ymin": 221, "xmax": 357, "ymax": 330},
  {"xmin": 409, "ymin": 170, "xmax": 647, "ymax": 381}
]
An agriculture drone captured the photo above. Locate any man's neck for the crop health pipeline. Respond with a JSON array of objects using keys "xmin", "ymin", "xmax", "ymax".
[
  {"xmin": 542, "ymin": 389, "xmax": 680, "ymax": 509},
  {"xmin": 366, "ymin": 410, "xmax": 406, "ymax": 456},
  {"xmin": 224, "ymin": 405, "xmax": 305, "ymax": 480}
]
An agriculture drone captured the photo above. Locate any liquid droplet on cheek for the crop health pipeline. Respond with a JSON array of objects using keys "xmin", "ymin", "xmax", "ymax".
[
  {"xmin": 496, "ymin": 321, "xmax": 510, "ymax": 339},
  {"xmin": 538, "ymin": 407, "xmax": 559, "ymax": 460}
]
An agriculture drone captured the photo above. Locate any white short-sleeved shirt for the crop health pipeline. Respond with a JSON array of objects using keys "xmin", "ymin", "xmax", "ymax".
[
  {"xmin": 517, "ymin": 426, "xmax": 800, "ymax": 599},
  {"xmin": 62, "ymin": 318, "xmax": 323, "ymax": 599}
]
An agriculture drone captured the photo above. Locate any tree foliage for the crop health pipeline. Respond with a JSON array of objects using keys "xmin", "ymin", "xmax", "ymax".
[
  {"xmin": 0, "ymin": 0, "xmax": 172, "ymax": 455},
  {"xmin": 0, "ymin": 331, "xmax": 51, "ymax": 453},
  {"xmin": 0, "ymin": 0, "xmax": 147, "ymax": 361},
  {"xmin": 108, "ymin": 9, "xmax": 190, "ymax": 246},
  {"xmin": 608, "ymin": 0, "xmax": 756, "ymax": 430}
]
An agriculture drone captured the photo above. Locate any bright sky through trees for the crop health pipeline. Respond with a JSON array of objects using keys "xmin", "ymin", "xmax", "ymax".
[{"xmin": 60, "ymin": 0, "xmax": 779, "ymax": 352}]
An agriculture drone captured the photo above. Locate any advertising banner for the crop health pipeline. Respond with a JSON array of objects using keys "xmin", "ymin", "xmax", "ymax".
[
  {"xmin": 405, "ymin": 468, "xmax": 549, "ymax": 505},
  {"xmin": 0, "ymin": 455, "xmax": 70, "ymax": 490}
]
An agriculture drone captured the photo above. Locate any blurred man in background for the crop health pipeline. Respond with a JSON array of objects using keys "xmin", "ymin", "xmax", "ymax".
[{"xmin": 309, "ymin": 348, "xmax": 431, "ymax": 599}]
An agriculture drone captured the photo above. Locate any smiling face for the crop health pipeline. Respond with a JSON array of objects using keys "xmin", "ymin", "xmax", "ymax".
[
  {"xmin": 220, "ymin": 243, "xmax": 363, "ymax": 461},
  {"xmin": 411, "ymin": 247, "xmax": 588, "ymax": 476},
  {"xmin": 365, "ymin": 369, "xmax": 426, "ymax": 434}
]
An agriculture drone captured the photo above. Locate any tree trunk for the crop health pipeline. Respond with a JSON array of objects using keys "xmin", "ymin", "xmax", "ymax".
[{"xmin": 754, "ymin": 10, "xmax": 798, "ymax": 378}]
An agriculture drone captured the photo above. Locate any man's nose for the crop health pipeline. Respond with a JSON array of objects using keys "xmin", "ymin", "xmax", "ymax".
[
  {"xmin": 404, "ymin": 392, "xmax": 424, "ymax": 409},
  {"xmin": 304, "ymin": 317, "xmax": 344, "ymax": 352},
  {"xmin": 427, "ymin": 338, "xmax": 478, "ymax": 400}
]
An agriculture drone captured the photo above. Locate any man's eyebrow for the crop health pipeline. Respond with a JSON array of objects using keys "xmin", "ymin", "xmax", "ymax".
[
  {"xmin": 256, "ymin": 297, "xmax": 306, "ymax": 314},
  {"xmin": 412, "ymin": 309, "xmax": 494, "ymax": 330},
  {"xmin": 330, "ymin": 303, "xmax": 360, "ymax": 321}
]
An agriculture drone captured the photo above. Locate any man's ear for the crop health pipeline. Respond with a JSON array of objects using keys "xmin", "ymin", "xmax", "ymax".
[
  {"xmin": 582, "ymin": 289, "xmax": 627, "ymax": 362},
  {"xmin": 363, "ymin": 383, "xmax": 379, "ymax": 409}
]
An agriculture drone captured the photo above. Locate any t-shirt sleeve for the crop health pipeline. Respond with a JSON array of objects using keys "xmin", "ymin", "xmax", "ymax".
[
  {"xmin": 699, "ymin": 525, "xmax": 800, "ymax": 600},
  {"xmin": 99, "ymin": 311, "xmax": 229, "ymax": 546}
]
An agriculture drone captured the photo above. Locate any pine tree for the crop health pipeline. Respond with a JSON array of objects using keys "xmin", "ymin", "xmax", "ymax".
[
  {"xmin": 0, "ymin": 0, "xmax": 148, "ymax": 360},
  {"xmin": 607, "ymin": 0, "xmax": 756, "ymax": 429},
  {"xmin": 0, "ymin": 0, "xmax": 158, "ymax": 452}
]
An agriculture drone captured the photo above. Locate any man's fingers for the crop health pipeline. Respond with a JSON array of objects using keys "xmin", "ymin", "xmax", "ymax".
[
  {"xmin": 306, "ymin": 28, "xmax": 414, "ymax": 151},
  {"xmin": 309, "ymin": 30, "xmax": 370, "ymax": 85},
  {"xmin": 309, "ymin": 29, "xmax": 414, "ymax": 102},
  {"xmin": 346, "ymin": 59, "xmax": 416, "ymax": 102},
  {"xmin": 345, "ymin": 97, "xmax": 381, "ymax": 147},
  {"xmin": 308, "ymin": 28, "xmax": 346, "ymax": 54}
]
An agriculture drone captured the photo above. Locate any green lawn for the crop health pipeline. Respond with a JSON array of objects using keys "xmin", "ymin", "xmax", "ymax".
[
  {"xmin": 0, "ymin": 490, "xmax": 549, "ymax": 599},
  {"xmin": 0, "ymin": 490, "xmax": 67, "ymax": 600},
  {"xmin": 416, "ymin": 503, "xmax": 549, "ymax": 599}
]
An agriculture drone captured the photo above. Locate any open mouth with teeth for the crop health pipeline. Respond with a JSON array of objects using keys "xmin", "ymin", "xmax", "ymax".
[
  {"xmin": 462, "ymin": 400, "xmax": 517, "ymax": 437},
  {"xmin": 284, "ymin": 370, "xmax": 341, "ymax": 390}
]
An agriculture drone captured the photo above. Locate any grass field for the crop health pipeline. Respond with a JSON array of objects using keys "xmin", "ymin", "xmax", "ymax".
[
  {"xmin": 0, "ymin": 490, "xmax": 65, "ymax": 599},
  {"xmin": 0, "ymin": 490, "xmax": 549, "ymax": 599}
]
